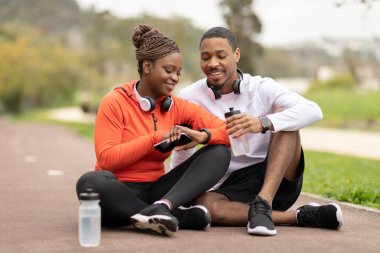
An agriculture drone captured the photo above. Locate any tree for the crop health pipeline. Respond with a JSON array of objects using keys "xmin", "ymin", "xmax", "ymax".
[
  {"xmin": 0, "ymin": 23, "xmax": 86, "ymax": 113},
  {"xmin": 219, "ymin": 0, "xmax": 262, "ymax": 74},
  {"xmin": 0, "ymin": 0, "xmax": 86, "ymax": 34}
]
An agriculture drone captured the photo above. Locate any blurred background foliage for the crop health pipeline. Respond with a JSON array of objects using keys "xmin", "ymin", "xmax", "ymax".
[
  {"xmin": 0, "ymin": 0, "xmax": 379, "ymax": 132},
  {"xmin": 0, "ymin": 0, "xmax": 206, "ymax": 113}
]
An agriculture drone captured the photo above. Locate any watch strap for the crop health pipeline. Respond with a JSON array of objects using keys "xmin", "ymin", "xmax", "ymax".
[{"xmin": 199, "ymin": 128, "xmax": 211, "ymax": 144}]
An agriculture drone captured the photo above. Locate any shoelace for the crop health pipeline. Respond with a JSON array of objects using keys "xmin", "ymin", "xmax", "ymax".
[
  {"xmin": 172, "ymin": 208, "xmax": 188, "ymax": 223},
  {"xmin": 303, "ymin": 208, "xmax": 319, "ymax": 219},
  {"xmin": 250, "ymin": 200, "xmax": 270, "ymax": 215},
  {"xmin": 299, "ymin": 206, "xmax": 322, "ymax": 226}
]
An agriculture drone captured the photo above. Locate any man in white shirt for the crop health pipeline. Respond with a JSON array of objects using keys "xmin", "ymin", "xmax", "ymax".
[{"xmin": 170, "ymin": 27, "xmax": 343, "ymax": 236}]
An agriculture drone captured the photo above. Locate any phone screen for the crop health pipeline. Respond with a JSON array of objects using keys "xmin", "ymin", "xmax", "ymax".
[{"xmin": 154, "ymin": 133, "xmax": 192, "ymax": 153}]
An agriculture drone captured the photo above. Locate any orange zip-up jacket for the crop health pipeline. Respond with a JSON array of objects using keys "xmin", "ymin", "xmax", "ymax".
[{"xmin": 94, "ymin": 81, "xmax": 229, "ymax": 182}]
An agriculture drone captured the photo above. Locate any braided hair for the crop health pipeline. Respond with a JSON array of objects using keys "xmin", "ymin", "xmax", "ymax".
[{"xmin": 132, "ymin": 24, "xmax": 180, "ymax": 76}]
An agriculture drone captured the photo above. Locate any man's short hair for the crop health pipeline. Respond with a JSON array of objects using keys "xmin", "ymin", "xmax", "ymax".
[{"xmin": 200, "ymin": 27, "xmax": 237, "ymax": 51}]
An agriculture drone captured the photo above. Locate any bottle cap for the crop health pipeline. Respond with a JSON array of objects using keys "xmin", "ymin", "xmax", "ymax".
[
  {"xmin": 79, "ymin": 188, "xmax": 99, "ymax": 201},
  {"xmin": 224, "ymin": 107, "xmax": 241, "ymax": 118}
]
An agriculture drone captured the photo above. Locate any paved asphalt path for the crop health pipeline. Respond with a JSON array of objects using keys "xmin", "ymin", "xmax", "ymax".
[
  {"xmin": 301, "ymin": 127, "xmax": 380, "ymax": 160},
  {"xmin": 1, "ymin": 119, "xmax": 379, "ymax": 253}
]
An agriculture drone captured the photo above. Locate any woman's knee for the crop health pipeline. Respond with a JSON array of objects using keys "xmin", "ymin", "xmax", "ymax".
[
  {"xmin": 206, "ymin": 145, "xmax": 231, "ymax": 164},
  {"xmin": 76, "ymin": 170, "xmax": 115, "ymax": 196}
]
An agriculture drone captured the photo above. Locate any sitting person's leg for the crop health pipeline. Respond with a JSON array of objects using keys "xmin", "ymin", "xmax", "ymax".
[
  {"xmin": 130, "ymin": 145, "xmax": 230, "ymax": 234},
  {"xmin": 194, "ymin": 161, "xmax": 264, "ymax": 226},
  {"xmin": 272, "ymin": 150, "xmax": 342, "ymax": 230},
  {"xmin": 76, "ymin": 170, "xmax": 149, "ymax": 227},
  {"xmin": 195, "ymin": 191, "xmax": 342, "ymax": 230},
  {"xmin": 194, "ymin": 133, "xmax": 342, "ymax": 232},
  {"xmin": 152, "ymin": 145, "xmax": 230, "ymax": 207},
  {"xmin": 246, "ymin": 130, "xmax": 301, "ymax": 235},
  {"xmin": 247, "ymin": 131, "xmax": 341, "ymax": 235}
]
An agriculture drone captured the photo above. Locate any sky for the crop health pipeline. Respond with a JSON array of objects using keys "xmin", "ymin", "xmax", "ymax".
[{"xmin": 75, "ymin": 0, "xmax": 380, "ymax": 46}]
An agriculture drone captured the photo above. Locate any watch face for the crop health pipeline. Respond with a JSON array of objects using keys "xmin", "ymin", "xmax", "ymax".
[
  {"xmin": 260, "ymin": 117, "xmax": 270, "ymax": 133},
  {"xmin": 263, "ymin": 117, "xmax": 270, "ymax": 127}
]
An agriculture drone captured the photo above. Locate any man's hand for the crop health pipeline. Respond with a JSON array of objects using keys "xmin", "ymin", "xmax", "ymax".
[{"xmin": 225, "ymin": 113, "xmax": 263, "ymax": 138}]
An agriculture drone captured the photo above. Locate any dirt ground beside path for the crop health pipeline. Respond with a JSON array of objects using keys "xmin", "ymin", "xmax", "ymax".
[{"xmin": 1, "ymin": 119, "xmax": 379, "ymax": 253}]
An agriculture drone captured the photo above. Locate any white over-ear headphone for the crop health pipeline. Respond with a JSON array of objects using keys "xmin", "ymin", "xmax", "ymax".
[
  {"xmin": 116, "ymin": 82, "xmax": 173, "ymax": 112},
  {"xmin": 134, "ymin": 81, "xmax": 173, "ymax": 112},
  {"xmin": 137, "ymin": 95, "xmax": 173, "ymax": 112}
]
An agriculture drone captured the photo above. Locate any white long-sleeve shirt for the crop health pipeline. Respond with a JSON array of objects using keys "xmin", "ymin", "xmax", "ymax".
[{"xmin": 170, "ymin": 74, "xmax": 323, "ymax": 189}]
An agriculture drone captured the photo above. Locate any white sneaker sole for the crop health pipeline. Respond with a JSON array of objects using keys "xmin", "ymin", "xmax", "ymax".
[
  {"xmin": 330, "ymin": 203, "xmax": 343, "ymax": 229},
  {"xmin": 130, "ymin": 214, "xmax": 178, "ymax": 236},
  {"xmin": 247, "ymin": 222, "xmax": 277, "ymax": 236}
]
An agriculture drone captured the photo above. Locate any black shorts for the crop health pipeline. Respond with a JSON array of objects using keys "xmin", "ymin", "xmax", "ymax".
[{"xmin": 212, "ymin": 149, "xmax": 305, "ymax": 211}]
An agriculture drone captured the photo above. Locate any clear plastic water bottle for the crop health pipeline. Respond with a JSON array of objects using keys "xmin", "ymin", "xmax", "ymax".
[
  {"xmin": 224, "ymin": 107, "xmax": 250, "ymax": 156},
  {"xmin": 79, "ymin": 188, "xmax": 101, "ymax": 247}
]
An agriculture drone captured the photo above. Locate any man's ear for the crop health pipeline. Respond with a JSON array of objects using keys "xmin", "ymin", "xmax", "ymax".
[
  {"xmin": 234, "ymin": 48, "xmax": 241, "ymax": 63},
  {"xmin": 142, "ymin": 60, "xmax": 152, "ymax": 74}
]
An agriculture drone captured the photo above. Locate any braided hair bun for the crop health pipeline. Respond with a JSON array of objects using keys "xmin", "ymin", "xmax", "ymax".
[{"xmin": 132, "ymin": 24, "xmax": 180, "ymax": 63}]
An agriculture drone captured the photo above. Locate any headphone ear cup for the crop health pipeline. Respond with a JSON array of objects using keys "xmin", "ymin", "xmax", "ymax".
[
  {"xmin": 140, "ymin": 96, "xmax": 156, "ymax": 112},
  {"xmin": 206, "ymin": 81, "xmax": 222, "ymax": 100},
  {"xmin": 232, "ymin": 79, "xmax": 241, "ymax": 95},
  {"xmin": 161, "ymin": 97, "xmax": 173, "ymax": 112},
  {"xmin": 212, "ymin": 88, "xmax": 222, "ymax": 99}
]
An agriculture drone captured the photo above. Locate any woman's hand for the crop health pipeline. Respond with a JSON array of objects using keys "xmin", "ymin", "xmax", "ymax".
[
  {"xmin": 169, "ymin": 125, "xmax": 208, "ymax": 151},
  {"xmin": 225, "ymin": 113, "xmax": 263, "ymax": 138},
  {"xmin": 161, "ymin": 131, "xmax": 170, "ymax": 141}
]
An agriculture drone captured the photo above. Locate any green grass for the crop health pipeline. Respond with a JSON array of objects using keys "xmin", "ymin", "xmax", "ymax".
[
  {"xmin": 305, "ymin": 89, "xmax": 380, "ymax": 131},
  {"xmin": 11, "ymin": 109, "xmax": 94, "ymax": 139},
  {"xmin": 58, "ymin": 121, "xmax": 94, "ymax": 139},
  {"xmin": 304, "ymin": 151, "xmax": 380, "ymax": 209}
]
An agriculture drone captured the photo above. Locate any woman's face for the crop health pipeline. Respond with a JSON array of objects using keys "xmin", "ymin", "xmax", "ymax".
[{"xmin": 143, "ymin": 52, "xmax": 182, "ymax": 99}]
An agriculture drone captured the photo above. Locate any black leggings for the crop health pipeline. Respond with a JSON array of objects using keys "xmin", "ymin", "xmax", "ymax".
[{"xmin": 76, "ymin": 145, "xmax": 230, "ymax": 227}]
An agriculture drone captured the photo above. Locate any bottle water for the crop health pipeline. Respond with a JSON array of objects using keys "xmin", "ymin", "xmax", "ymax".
[
  {"xmin": 79, "ymin": 188, "xmax": 101, "ymax": 247},
  {"xmin": 224, "ymin": 107, "xmax": 250, "ymax": 156}
]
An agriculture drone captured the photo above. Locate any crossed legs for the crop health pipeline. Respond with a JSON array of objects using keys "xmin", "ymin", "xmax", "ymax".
[
  {"xmin": 194, "ymin": 131, "xmax": 301, "ymax": 226},
  {"xmin": 195, "ymin": 192, "xmax": 297, "ymax": 226}
]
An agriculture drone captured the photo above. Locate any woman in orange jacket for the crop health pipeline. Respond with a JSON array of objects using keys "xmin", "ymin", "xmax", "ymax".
[{"xmin": 76, "ymin": 24, "xmax": 231, "ymax": 236}]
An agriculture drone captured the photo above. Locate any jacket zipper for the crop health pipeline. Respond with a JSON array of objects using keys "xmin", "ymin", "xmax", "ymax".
[{"xmin": 152, "ymin": 113, "xmax": 157, "ymax": 131}]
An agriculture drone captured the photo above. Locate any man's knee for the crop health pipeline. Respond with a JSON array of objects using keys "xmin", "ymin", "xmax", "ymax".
[
  {"xmin": 268, "ymin": 130, "xmax": 302, "ymax": 181},
  {"xmin": 269, "ymin": 130, "xmax": 300, "ymax": 151},
  {"xmin": 271, "ymin": 130, "xmax": 299, "ymax": 139}
]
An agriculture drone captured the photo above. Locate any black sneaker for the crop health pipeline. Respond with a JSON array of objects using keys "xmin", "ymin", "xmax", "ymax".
[
  {"xmin": 130, "ymin": 204, "xmax": 178, "ymax": 236},
  {"xmin": 172, "ymin": 205, "xmax": 211, "ymax": 230},
  {"xmin": 297, "ymin": 202, "xmax": 343, "ymax": 229},
  {"xmin": 247, "ymin": 195, "xmax": 277, "ymax": 236}
]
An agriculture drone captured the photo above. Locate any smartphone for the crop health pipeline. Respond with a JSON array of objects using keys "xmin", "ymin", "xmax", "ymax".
[{"xmin": 154, "ymin": 133, "xmax": 193, "ymax": 153}]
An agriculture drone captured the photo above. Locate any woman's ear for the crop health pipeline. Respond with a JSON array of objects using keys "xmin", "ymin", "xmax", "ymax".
[{"xmin": 142, "ymin": 60, "xmax": 152, "ymax": 74}]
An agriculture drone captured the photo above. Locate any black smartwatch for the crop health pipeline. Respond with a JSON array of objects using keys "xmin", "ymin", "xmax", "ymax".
[
  {"xmin": 199, "ymin": 128, "xmax": 211, "ymax": 144},
  {"xmin": 259, "ymin": 116, "xmax": 271, "ymax": 134}
]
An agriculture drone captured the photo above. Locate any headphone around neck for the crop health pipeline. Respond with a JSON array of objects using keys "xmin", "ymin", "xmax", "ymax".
[
  {"xmin": 117, "ymin": 83, "xmax": 173, "ymax": 112},
  {"xmin": 206, "ymin": 69, "xmax": 244, "ymax": 100},
  {"xmin": 138, "ymin": 95, "xmax": 173, "ymax": 112},
  {"xmin": 136, "ymin": 81, "xmax": 173, "ymax": 112}
]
